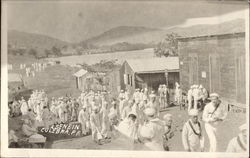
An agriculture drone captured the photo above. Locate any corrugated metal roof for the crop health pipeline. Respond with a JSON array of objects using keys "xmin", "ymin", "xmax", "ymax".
[
  {"xmin": 125, "ymin": 57, "xmax": 179, "ymax": 73},
  {"xmin": 73, "ymin": 69, "xmax": 88, "ymax": 77},
  {"xmin": 8, "ymin": 73, "xmax": 22, "ymax": 82}
]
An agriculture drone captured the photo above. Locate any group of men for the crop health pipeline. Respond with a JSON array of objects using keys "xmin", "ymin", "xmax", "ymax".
[
  {"xmin": 187, "ymin": 84, "xmax": 208, "ymax": 111},
  {"xmin": 19, "ymin": 62, "xmax": 48, "ymax": 77},
  {"xmin": 76, "ymin": 88, "xmax": 176, "ymax": 149},
  {"xmin": 8, "ymin": 86, "xmax": 247, "ymax": 152},
  {"xmin": 158, "ymin": 84, "xmax": 169, "ymax": 109}
]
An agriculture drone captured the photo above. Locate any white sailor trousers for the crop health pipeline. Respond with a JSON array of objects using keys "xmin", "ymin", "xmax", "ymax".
[{"xmin": 205, "ymin": 123, "xmax": 217, "ymax": 152}]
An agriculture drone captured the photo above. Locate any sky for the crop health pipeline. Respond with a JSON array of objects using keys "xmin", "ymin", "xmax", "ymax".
[{"xmin": 6, "ymin": 0, "xmax": 247, "ymax": 43}]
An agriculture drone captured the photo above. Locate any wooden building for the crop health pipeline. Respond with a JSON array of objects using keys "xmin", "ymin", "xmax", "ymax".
[
  {"xmin": 178, "ymin": 32, "xmax": 246, "ymax": 109},
  {"xmin": 73, "ymin": 69, "xmax": 88, "ymax": 91},
  {"xmin": 73, "ymin": 69, "xmax": 106, "ymax": 92},
  {"xmin": 105, "ymin": 68, "xmax": 122, "ymax": 97},
  {"xmin": 120, "ymin": 57, "xmax": 179, "ymax": 94}
]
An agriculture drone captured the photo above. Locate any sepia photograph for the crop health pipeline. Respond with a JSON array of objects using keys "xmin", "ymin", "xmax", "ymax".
[{"xmin": 1, "ymin": 0, "xmax": 249, "ymax": 157}]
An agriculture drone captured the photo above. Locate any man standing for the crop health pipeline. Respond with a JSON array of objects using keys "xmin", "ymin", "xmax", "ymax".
[
  {"xmin": 119, "ymin": 94, "xmax": 126, "ymax": 118},
  {"xmin": 78, "ymin": 106, "xmax": 90, "ymax": 135},
  {"xmin": 124, "ymin": 89, "xmax": 130, "ymax": 101},
  {"xmin": 163, "ymin": 114, "xmax": 174, "ymax": 151},
  {"xmin": 226, "ymin": 124, "xmax": 247, "ymax": 152},
  {"xmin": 182, "ymin": 109, "xmax": 204, "ymax": 152},
  {"xmin": 146, "ymin": 92, "xmax": 160, "ymax": 117},
  {"xmin": 187, "ymin": 86, "xmax": 194, "ymax": 111},
  {"xmin": 175, "ymin": 84, "xmax": 182, "ymax": 108},
  {"xmin": 133, "ymin": 89, "xmax": 141, "ymax": 104},
  {"xmin": 158, "ymin": 85, "xmax": 164, "ymax": 109},
  {"xmin": 100, "ymin": 101, "xmax": 110, "ymax": 139},
  {"xmin": 192, "ymin": 85, "xmax": 201, "ymax": 110},
  {"xmin": 90, "ymin": 106, "xmax": 102, "ymax": 145},
  {"xmin": 202, "ymin": 93, "xmax": 227, "ymax": 152},
  {"xmin": 121, "ymin": 100, "xmax": 133, "ymax": 120},
  {"xmin": 139, "ymin": 108, "xmax": 165, "ymax": 151},
  {"xmin": 41, "ymin": 106, "xmax": 51, "ymax": 128},
  {"xmin": 20, "ymin": 97, "xmax": 28, "ymax": 115},
  {"xmin": 118, "ymin": 90, "xmax": 125, "ymax": 100}
]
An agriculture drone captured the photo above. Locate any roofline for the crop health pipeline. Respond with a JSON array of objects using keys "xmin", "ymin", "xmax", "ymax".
[
  {"xmin": 135, "ymin": 69, "xmax": 179, "ymax": 74},
  {"xmin": 177, "ymin": 32, "xmax": 245, "ymax": 41},
  {"xmin": 135, "ymin": 70, "xmax": 165, "ymax": 74}
]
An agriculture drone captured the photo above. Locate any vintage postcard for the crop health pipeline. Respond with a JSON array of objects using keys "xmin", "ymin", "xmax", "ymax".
[{"xmin": 1, "ymin": 0, "xmax": 249, "ymax": 157}]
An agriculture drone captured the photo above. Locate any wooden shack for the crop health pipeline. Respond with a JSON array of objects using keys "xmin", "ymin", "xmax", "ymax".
[
  {"xmin": 120, "ymin": 57, "xmax": 179, "ymax": 94},
  {"xmin": 178, "ymin": 32, "xmax": 246, "ymax": 109},
  {"xmin": 73, "ymin": 69, "xmax": 88, "ymax": 91}
]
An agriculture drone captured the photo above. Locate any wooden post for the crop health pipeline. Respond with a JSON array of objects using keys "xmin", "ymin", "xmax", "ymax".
[{"xmin": 165, "ymin": 71, "xmax": 168, "ymax": 87}]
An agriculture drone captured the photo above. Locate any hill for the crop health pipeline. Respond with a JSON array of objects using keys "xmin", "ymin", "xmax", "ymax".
[
  {"xmin": 8, "ymin": 30, "xmax": 70, "ymax": 56},
  {"xmin": 81, "ymin": 19, "xmax": 245, "ymax": 46},
  {"xmin": 83, "ymin": 26, "xmax": 162, "ymax": 46}
]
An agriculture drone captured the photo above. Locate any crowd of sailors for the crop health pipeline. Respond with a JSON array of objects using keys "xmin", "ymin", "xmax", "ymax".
[{"xmin": 8, "ymin": 84, "xmax": 247, "ymax": 152}]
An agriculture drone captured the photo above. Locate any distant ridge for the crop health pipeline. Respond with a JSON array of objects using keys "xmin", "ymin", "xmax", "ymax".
[
  {"xmin": 8, "ymin": 30, "xmax": 70, "ymax": 50},
  {"xmin": 83, "ymin": 26, "xmax": 162, "ymax": 46},
  {"xmin": 80, "ymin": 19, "xmax": 245, "ymax": 46}
]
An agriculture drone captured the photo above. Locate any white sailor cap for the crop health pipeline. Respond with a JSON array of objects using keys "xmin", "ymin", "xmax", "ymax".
[
  {"xmin": 103, "ymin": 101, "xmax": 108, "ymax": 105},
  {"xmin": 108, "ymin": 112, "xmax": 117, "ymax": 119},
  {"xmin": 188, "ymin": 109, "xmax": 199, "ymax": 116},
  {"xmin": 149, "ymin": 94, "xmax": 156, "ymax": 98},
  {"xmin": 163, "ymin": 113, "xmax": 172, "ymax": 120},
  {"xmin": 92, "ymin": 106, "xmax": 99, "ymax": 111},
  {"xmin": 209, "ymin": 93, "xmax": 220, "ymax": 100},
  {"xmin": 239, "ymin": 124, "xmax": 247, "ymax": 131},
  {"xmin": 144, "ymin": 108, "xmax": 156, "ymax": 116},
  {"xmin": 128, "ymin": 111, "xmax": 137, "ymax": 117},
  {"xmin": 82, "ymin": 105, "xmax": 87, "ymax": 109}
]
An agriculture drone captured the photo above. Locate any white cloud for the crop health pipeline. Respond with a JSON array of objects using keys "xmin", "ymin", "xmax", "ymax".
[{"xmin": 172, "ymin": 9, "xmax": 246, "ymax": 28}]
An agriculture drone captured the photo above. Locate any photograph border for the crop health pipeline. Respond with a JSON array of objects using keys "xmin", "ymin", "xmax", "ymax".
[{"xmin": 1, "ymin": 1, "xmax": 249, "ymax": 157}]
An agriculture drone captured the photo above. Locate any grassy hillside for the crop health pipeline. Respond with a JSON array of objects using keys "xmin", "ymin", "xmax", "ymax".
[
  {"xmin": 8, "ymin": 30, "xmax": 69, "ymax": 49},
  {"xmin": 84, "ymin": 26, "xmax": 161, "ymax": 45},
  {"xmin": 8, "ymin": 30, "xmax": 71, "ymax": 57},
  {"xmin": 82, "ymin": 19, "xmax": 245, "ymax": 46}
]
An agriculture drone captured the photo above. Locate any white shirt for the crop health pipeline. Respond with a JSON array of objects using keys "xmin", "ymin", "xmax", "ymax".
[
  {"xmin": 192, "ymin": 88, "xmax": 200, "ymax": 100},
  {"xmin": 187, "ymin": 89, "xmax": 193, "ymax": 101},
  {"xmin": 78, "ymin": 109, "xmax": 89, "ymax": 123},
  {"xmin": 226, "ymin": 134, "xmax": 246, "ymax": 153},
  {"xmin": 182, "ymin": 119, "xmax": 204, "ymax": 151},
  {"xmin": 202, "ymin": 102, "xmax": 227, "ymax": 127}
]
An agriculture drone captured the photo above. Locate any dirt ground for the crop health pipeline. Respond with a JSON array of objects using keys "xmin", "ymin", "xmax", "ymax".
[{"xmin": 50, "ymin": 106, "xmax": 246, "ymax": 152}]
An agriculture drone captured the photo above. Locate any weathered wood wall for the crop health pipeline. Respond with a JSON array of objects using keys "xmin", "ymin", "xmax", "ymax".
[{"xmin": 178, "ymin": 33, "xmax": 245, "ymax": 106}]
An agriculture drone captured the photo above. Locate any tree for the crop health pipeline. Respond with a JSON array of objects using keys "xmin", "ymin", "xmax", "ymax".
[
  {"xmin": 154, "ymin": 33, "xmax": 180, "ymax": 57},
  {"xmin": 51, "ymin": 46, "xmax": 62, "ymax": 56},
  {"xmin": 44, "ymin": 49, "xmax": 51, "ymax": 57},
  {"xmin": 18, "ymin": 48, "xmax": 26, "ymax": 56},
  {"xmin": 28, "ymin": 48, "xmax": 38, "ymax": 57},
  {"xmin": 80, "ymin": 63, "xmax": 95, "ymax": 72}
]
